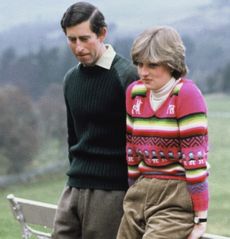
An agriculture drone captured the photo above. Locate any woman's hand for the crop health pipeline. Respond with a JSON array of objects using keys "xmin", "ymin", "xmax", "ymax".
[{"xmin": 187, "ymin": 223, "xmax": 207, "ymax": 239}]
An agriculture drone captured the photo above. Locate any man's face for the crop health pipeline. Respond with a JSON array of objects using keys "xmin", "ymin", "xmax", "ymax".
[{"xmin": 65, "ymin": 20, "xmax": 106, "ymax": 66}]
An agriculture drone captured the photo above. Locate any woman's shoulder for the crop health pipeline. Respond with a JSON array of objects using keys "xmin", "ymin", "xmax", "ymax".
[
  {"xmin": 174, "ymin": 78, "xmax": 203, "ymax": 97},
  {"xmin": 127, "ymin": 80, "xmax": 147, "ymax": 97},
  {"xmin": 174, "ymin": 78, "xmax": 207, "ymax": 114}
]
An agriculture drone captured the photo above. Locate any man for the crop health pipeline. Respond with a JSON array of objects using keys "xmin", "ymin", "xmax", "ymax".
[{"xmin": 52, "ymin": 2, "xmax": 138, "ymax": 239}]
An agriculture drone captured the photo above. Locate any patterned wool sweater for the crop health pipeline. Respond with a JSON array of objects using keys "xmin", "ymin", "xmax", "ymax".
[{"xmin": 126, "ymin": 79, "xmax": 209, "ymax": 211}]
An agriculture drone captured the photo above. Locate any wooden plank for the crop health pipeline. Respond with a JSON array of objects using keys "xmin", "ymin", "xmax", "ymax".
[
  {"xmin": 203, "ymin": 233, "xmax": 230, "ymax": 239},
  {"xmin": 7, "ymin": 194, "xmax": 57, "ymax": 228}
]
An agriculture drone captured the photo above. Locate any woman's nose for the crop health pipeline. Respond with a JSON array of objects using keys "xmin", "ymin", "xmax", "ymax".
[{"xmin": 139, "ymin": 66, "xmax": 149, "ymax": 77}]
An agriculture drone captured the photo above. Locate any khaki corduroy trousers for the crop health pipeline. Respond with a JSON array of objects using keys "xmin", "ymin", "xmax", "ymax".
[{"xmin": 117, "ymin": 177, "xmax": 194, "ymax": 239}]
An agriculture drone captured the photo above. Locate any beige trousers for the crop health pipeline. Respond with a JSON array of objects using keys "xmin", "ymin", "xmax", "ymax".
[{"xmin": 117, "ymin": 177, "xmax": 194, "ymax": 239}]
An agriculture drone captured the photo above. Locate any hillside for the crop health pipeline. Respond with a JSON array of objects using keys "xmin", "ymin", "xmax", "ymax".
[
  {"xmin": 0, "ymin": 0, "xmax": 229, "ymax": 91},
  {"xmin": 174, "ymin": 0, "xmax": 230, "ymax": 86}
]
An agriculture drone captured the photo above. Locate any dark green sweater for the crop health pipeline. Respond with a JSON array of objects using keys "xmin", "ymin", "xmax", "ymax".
[{"xmin": 63, "ymin": 54, "xmax": 138, "ymax": 190}]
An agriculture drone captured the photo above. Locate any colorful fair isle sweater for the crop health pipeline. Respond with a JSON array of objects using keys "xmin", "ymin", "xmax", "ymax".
[{"xmin": 126, "ymin": 79, "xmax": 209, "ymax": 211}]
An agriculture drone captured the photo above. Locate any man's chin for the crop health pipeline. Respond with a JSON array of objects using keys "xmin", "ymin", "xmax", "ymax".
[
  {"xmin": 77, "ymin": 56, "xmax": 93, "ymax": 66},
  {"xmin": 80, "ymin": 60, "xmax": 97, "ymax": 67}
]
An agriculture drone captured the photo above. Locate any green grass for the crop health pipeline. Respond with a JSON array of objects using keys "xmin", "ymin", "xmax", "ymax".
[
  {"xmin": 204, "ymin": 93, "xmax": 230, "ymax": 236},
  {"xmin": 0, "ymin": 174, "xmax": 66, "ymax": 239},
  {"xmin": 205, "ymin": 93, "xmax": 230, "ymax": 112},
  {"xmin": 0, "ymin": 93, "xmax": 230, "ymax": 238}
]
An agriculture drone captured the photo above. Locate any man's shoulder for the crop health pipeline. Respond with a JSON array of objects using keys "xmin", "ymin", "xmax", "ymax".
[
  {"xmin": 113, "ymin": 54, "xmax": 134, "ymax": 68},
  {"xmin": 63, "ymin": 65, "xmax": 79, "ymax": 94},
  {"xmin": 112, "ymin": 54, "xmax": 139, "ymax": 89},
  {"xmin": 63, "ymin": 65, "xmax": 78, "ymax": 84},
  {"xmin": 65, "ymin": 65, "xmax": 78, "ymax": 78}
]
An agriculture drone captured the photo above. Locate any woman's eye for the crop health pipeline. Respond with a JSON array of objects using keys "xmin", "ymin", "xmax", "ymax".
[{"xmin": 149, "ymin": 63, "xmax": 159, "ymax": 68}]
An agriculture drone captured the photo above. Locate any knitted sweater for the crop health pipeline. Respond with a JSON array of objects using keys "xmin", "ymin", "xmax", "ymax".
[
  {"xmin": 63, "ymin": 54, "xmax": 138, "ymax": 190},
  {"xmin": 126, "ymin": 79, "xmax": 209, "ymax": 211}
]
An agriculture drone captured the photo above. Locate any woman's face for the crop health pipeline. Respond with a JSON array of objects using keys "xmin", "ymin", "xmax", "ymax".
[{"xmin": 137, "ymin": 62, "xmax": 172, "ymax": 90}]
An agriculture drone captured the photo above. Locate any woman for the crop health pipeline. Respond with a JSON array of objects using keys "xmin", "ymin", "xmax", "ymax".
[{"xmin": 117, "ymin": 26, "xmax": 209, "ymax": 239}]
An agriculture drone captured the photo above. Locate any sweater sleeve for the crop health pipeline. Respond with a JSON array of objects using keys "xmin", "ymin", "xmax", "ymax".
[
  {"xmin": 177, "ymin": 81, "xmax": 209, "ymax": 211},
  {"xmin": 63, "ymin": 71, "xmax": 78, "ymax": 164},
  {"xmin": 126, "ymin": 82, "xmax": 141, "ymax": 179}
]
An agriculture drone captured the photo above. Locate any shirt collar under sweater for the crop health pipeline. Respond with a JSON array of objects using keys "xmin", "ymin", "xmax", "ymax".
[
  {"xmin": 95, "ymin": 44, "xmax": 116, "ymax": 70},
  {"xmin": 150, "ymin": 77, "xmax": 179, "ymax": 111},
  {"xmin": 78, "ymin": 44, "xmax": 116, "ymax": 70}
]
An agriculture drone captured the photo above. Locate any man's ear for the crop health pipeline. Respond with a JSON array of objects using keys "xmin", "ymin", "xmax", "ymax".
[{"xmin": 98, "ymin": 27, "xmax": 107, "ymax": 42}]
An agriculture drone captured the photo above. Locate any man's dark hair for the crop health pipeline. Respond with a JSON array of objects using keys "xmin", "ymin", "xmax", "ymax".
[{"xmin": 61, "ymin": 1, "xmax": 107, "ymax": 35}]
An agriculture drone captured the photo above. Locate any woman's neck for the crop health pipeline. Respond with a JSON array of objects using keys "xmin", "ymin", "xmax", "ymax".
[{"xmin": 150, "ymin": 77, "xmax": 177, "ymax": 111}]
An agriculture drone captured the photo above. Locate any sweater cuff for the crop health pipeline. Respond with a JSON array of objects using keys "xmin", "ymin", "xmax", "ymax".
[{"xmin": 187, "ymin": 181, "xmax": 209, "ymax": 211}]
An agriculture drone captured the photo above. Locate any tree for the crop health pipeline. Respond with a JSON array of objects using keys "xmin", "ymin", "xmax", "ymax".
[
  {"xmin": 206, "ymin": 62, "xmax": 230, "ymax": 93},
  {"xmin": 113, "ymin": 36, "xmax": 134, "ymax": 60},
  {"xmin": 36, "ymin": 83, "xmax": 67, "ymax": 143},
  {"xmin": 221, "ymin": 62, "xmax": 230, "ymax": 93},
  {"xmin": 0, "ymin": 47, "xmax": 17, "ymax": 84},
  {"xmin": 0, "ymin": 85, "xmax": 39, "ymax": 174}
]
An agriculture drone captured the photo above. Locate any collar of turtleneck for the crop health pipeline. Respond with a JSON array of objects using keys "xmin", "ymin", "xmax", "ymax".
[{"xmin": 150, "ymin": 77, "xmax": 178, "ymax": 111}]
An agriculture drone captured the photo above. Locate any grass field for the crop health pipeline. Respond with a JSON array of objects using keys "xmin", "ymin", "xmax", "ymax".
[
  {"xmin": 0, "ymin": 173, "xmax": 66, "ymax": 239},
  {"xmin": 204, "ymin": 94, "xmax": 230, "ymax": 236},
  {"xmin": 0, "ymin": 93, "xmax": 230, "ymax": 238}
]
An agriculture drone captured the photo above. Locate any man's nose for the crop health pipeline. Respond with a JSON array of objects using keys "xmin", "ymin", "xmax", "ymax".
[{"xmin": 75, "ymin": 41, "xmax": 84, "ymax": 53}]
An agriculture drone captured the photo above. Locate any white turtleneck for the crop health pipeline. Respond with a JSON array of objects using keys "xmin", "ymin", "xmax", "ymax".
[{"xmin": 150, "ymin": 77, "xmax": 180, "ymax": 111}]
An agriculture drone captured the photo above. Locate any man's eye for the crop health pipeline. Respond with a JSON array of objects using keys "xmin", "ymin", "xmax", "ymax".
[
  {"xmin": 68, "ymin": 37, "xmax": 76, "ymax": 43},
  {"xmin": 80, "ymin": 37, "xmax": 89, "ymax": 42}
]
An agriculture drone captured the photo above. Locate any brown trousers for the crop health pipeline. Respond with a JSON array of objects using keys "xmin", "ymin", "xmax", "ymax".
[
  {"xmin": 52, "ymin": 187, "xmax": 126, "ymax": 239},
  {"xmin": 117, "ymin": 177, "xmax": 194, "ymax": 239}
]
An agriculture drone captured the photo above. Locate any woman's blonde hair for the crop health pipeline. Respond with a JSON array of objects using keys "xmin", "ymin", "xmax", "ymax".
[{"xmin": 131, "ymin": 26, "xmax": 188, "ymax": 79}]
